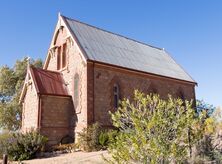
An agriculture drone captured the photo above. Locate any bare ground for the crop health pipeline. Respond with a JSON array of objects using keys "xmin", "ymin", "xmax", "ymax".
[{"xmin": 19, "ymin": 150, "xmax": 109, "ymax": 164}]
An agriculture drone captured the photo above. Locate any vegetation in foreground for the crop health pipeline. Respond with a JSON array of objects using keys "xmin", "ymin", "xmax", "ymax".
[
  {"xmin": 0, "ymin": 130, "xmax": 47, "ymax": 161},
  {"xmin": 106, "ymin": 90, "xmax": 222, "ymax": 163},
  {"xmin": 0, "ymin": 57, "xmax": 221, "ymax": 163},
  {"xmin": 77, "ymin": 123, "xmax": 118, "ymax": 152}
]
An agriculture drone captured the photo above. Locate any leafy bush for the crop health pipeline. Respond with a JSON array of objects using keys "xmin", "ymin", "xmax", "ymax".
[
  {"xmin": 107, "ymin": 129, "xmax": 118, "ymax": 143},
  {"xmin": 194, "ymin": 135, "xmax": 222, "ymax": 163},
  {"xmin": 99, "ymin": 129, "xmax": 118, "ymax": 149},
  {"xmin": 213, "ymin": 150, "xmax": 222, "ymax": 163},
  {"xmin": 77, "ymin": 123, "xmax": 101, "ymax": 151},
  {"xmin": 0, "ymin": 130, "xmax": 12, "ymax": 158},
  {"xmin": 196, "ymin": 135, "xmax": 215, "ymax": 159},
  {"xmin": 77, "ymin": 123, "xmax": 118, "ymax": 151},
  {"xmin": 4, "ymin": 130, "xmax": 48, "ymax": 161},
  {"xmin": 107, "ymin": 90, "xmax": 212, "ymax": 163},
  {"xmin": 98, "ymin": 131, "xmax": 109, "ymax": 148}
]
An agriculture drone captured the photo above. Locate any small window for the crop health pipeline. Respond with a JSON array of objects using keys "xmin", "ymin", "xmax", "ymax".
[
  {"xmin": 62, "ymin": 43, "xmax": 67, "ymax": 68},
  {"xmin": 57, "ymin": 43, "xmax": 67, "ymax": 70},
  {"xmin": 57, "ymin": 47, "xmax": 61, "ymax": 70},
  {"xmin": 149, "ymin": 83, "xmax": 158, "ymax": 94},
  {"xmin": 178, "ymin": 90, "xmax": 185, "ymax": 100},
  {"xmin": 74, "ymin": 74, "xmax": 79, "ymax": 109},
  {"xmin": 113, "ymin": 84, "xmax": 120, "ymax": 109}
]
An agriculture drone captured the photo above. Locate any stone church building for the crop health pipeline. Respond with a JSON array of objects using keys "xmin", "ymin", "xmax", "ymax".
[{"xmin": 20, "ymin": 14, "xmax": 197, "ymax": 145}]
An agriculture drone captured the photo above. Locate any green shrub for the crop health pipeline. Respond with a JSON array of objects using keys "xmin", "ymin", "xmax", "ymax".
[
  {"xmin": 107, "ymin": 90, "xmax": 211, "ymax": 163},
  {"xmin": 107, "ymin": 129, "xmax": 118, "ymax": 144},
  {"xmin": 195, "ymin": 135, "xmax": 215, "ymax": 160},
  {"xmin": 77, "ymin": 123, "xmax": 101, "ymax": 152},
  {"xmin": 6, "ymin": 130, "xmax": 48, "ymax": 161},
  {"xmin": 99, "ymin": 129, "xmax": 118, "ymax": 149},
  {"xmin": 98, "ymin": 131, "xmax": 109, "ymax": 148},
  {"xmin": 213, "ymin": 150, "xmax": 222, "ymax": 163},
  {"xmin": 77, "ymin": 123, "xmax": 119, "ymax": 152},
  {"xmin": 0, "ymin": 131, "xmax": 12, "ymax": 158}
]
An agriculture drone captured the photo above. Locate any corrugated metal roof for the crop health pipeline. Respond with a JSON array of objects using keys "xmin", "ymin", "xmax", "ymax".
[
  {"xmin": 63, "ymin": 16, "xmax": 195, "ymax": 83},
  {"xmin": 30, "ymin": 67, "xmax": 69, "ymax": 96}
]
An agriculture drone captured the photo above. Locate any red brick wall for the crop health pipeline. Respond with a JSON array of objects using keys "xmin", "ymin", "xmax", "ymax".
[
  {"xmin": 91, "ymin": 63, "xmax": 196, "ymax": 126},
  {"xmin": 87, "ymin": 62, "xmax": 95, "ymax": 125},
  {"xmin": 40, "ymin": 95, "xmax": 74, "ymax": 145}
]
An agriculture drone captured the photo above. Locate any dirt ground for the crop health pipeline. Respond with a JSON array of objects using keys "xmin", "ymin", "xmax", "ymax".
[{"xmin": 20, "ymin": 150, "xmax": 109, "ymax": 164}]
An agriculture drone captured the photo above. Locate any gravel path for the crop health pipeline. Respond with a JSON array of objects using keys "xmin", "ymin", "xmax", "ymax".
[{"xmin": 21, "ymin": 151, "xmax": 109, "ymax": 164}]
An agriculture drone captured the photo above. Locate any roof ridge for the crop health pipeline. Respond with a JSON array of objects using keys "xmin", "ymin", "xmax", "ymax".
[
  {"xmin": 61, "ymin": 15, "xmax": 163, "ymax": 51},
  {"xmin": 59, "ymin": 15, "xmax": 195, "ymax": 84}
]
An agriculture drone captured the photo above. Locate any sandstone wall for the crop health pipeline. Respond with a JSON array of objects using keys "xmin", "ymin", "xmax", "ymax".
[
  {"xmin": 22, "ymin": 83, "xmax": 39, "ymax": 132},
  {"xmin": 40, "ymin": 95, "xmax": 74, "ymax": 145},
  {"xmin": 46, "ymin": 27, "xmax": 88, "ymax": 137},
  {"xmin": 92, "ymin": 63, "xmax": 196, "ymax": 126}
]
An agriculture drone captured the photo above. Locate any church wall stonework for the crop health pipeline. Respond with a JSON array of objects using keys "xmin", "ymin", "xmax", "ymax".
[
  {"xmin": 46, "ymin": 27, "xmax": 88, "ymax": 139},
  {"xmin": 22, "ymin": 83, "xmax": 39, "ymax": 132},
  {"xmin": 44, "ymin": 25, "xmax": 196, "ymax": 136},
  {"xmin": 21, "ymin": 18, "xmax": 196, "ymax": 146},
  {"xmin": 40, "ymin": 95, "xmax": 74, "ymax": 145},
  {"xmin": 92, "ymin": 63, "xmax": 196, "ymax": 126}
]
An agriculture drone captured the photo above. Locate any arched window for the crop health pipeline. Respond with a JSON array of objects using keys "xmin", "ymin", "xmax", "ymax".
[
  {"xmin": 57, "ymin": 47, "xmax": 61, "ymax": 70},
  {"xmin": 178, "ymin": 90, "xmax": 185, "ymax": 101},
  {"xmin": 149, "ymin": 83, "xmax": 158, "ymax": 94},
  {"xmin": 62, "ymin": 43, "xmax": 67, "ymax": 68},
  {"xmin": 113, "ymin": 84, "xmax": 120, "ymax": 109},
  {"xmin": 57, "ymin": 43, "xmax": 67, "ymax": 70},
  {"xmin": 74, "ymin": 74, "xmax": 79, "ymax": 109}
]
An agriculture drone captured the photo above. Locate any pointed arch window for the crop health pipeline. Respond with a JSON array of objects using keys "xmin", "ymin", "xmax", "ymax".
[
  {"xmin": 57, "ymin": 43, "xmax": 67, "ymax": 70},
  {"xmin": 57, "ymin": 47, "xmax": 61, "ymax": 70},
  {"xmin": 113, "ymin": 84, "xmax": 120, "ymax": 109},
  {"xmin": 177, "ymin": 89, "xmax": 186, "ymax": 107},
  {"xmin": 149, "ymin": 83, "xmax": 158, "ymax": 94},
  {"xmin": 178, "ymin": 90, "xmax": 185, "ymax": 101},
  {"xmin": 62, "ymin": 43, "xmax": 67, "ymax": 68},
  {"xmin": 74, "ymin": 74, "xmax": 79, "ymax": 109}
]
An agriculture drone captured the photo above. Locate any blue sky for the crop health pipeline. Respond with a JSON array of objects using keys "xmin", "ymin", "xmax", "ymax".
[{"xmin": 0, "ymin": 0, "xmax": 221, "ymax": 107}]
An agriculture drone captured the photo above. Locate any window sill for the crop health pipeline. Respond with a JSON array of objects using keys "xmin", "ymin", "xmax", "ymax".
[{"xmin": 58, "ymin": 66, "xmax": 68, "ymax": 72}]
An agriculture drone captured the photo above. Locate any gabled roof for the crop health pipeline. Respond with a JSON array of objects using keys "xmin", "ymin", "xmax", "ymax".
[
  {"xmin": 61, "ymin": 15, "xmax": 196, "ymax": 84},
  {"xmin": 20, "ymin": 66, "xmax": 69, "ymax": 102},
  {"xmin": 29, "ymin": 67, "xmax": 69, "ymax": 96}
]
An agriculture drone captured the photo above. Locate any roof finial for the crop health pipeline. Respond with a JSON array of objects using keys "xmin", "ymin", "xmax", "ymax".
[
  {"xmin": 26, "ymin": 56, "xmax": 31, "ymax": 68},
  {"xmin": 58, "ymin": 12, "xmax": 61, "ymax": 18}
]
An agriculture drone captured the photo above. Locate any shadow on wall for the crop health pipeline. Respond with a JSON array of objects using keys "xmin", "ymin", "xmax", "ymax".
[{"xmin": 40, "ymin": 96, "xmax": 78, "ymax": 146}]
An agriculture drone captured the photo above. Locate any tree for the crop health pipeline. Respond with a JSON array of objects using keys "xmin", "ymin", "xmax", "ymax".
[
  {"xmin": 108, "ymin": 90, "xmax": 209, "ymax": 163},
  {"xmin": 0, "ymin": 57, "xmax": 43, "ymax": 131},
  {"xmin": 196, "ymin": 99, "xmax": 216, "ymax": 117},
  {"xmin": 194, "ymin": 106, "xmax": 222, "ymax": 162}
]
